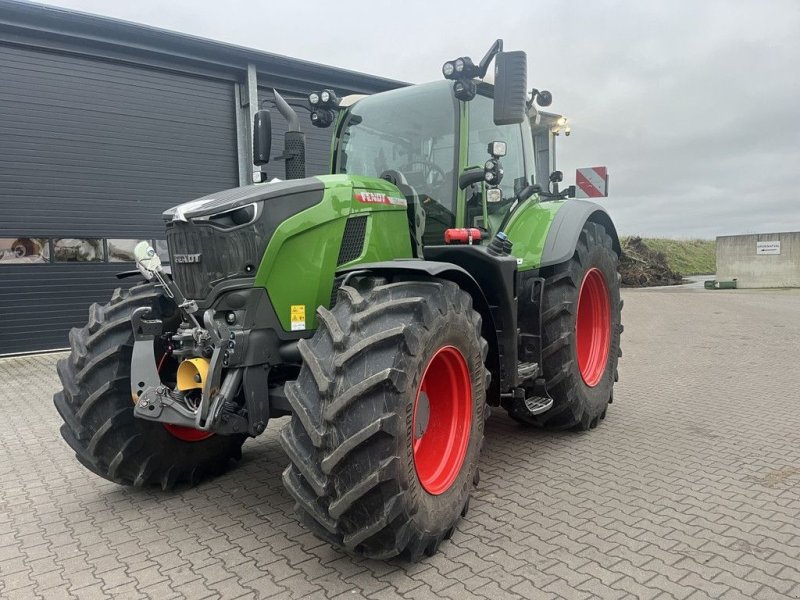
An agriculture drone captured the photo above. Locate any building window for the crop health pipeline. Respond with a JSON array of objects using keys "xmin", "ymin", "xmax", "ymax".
[
  {"xmin": 0, "ymin": 237, "xmax": 50, "ymax": 263},
  {"xmin": 53, "ymin": 238, "xmax": 105, "ymax": 262},
  {"xmin": 108, "ymin": 239, "xmax": 148, "ymax": 262}
]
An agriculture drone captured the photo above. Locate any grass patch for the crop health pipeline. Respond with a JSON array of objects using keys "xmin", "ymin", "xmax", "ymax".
[
  {"xmin": 619, "ymin": 237, "xmax": 716, "ymax": 287},
  {"xmin": 622, "ymin": 237, "xmax": 715, "ymax": 276}
]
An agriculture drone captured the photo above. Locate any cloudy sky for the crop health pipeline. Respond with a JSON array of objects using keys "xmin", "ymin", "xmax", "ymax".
[{"xmin": 36, "ymin": 0, "xmax": 800, "ymax": 237}]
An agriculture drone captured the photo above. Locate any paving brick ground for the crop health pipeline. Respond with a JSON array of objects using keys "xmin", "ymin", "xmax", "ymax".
[{"xmin": 1, "ymin": 285, "xmax": 799, "ymax": 599}]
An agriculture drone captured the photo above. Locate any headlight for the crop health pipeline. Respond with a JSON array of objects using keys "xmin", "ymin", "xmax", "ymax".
[
  {"xmin": 442, "ymin": 61, "xmax": 455, "ymax": 77},
  {"xmin": 488, "ymin": 141, "xmax": 507, "ymax": 157},
  {"xmin": 308, "ymin": 92, "xmax": 320, "ymax": 106}
]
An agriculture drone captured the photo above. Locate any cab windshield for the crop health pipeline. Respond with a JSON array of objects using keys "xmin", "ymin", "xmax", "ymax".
[{"xmin": 335, "ymin": 81, "xmax": 458, "ymax": 240}]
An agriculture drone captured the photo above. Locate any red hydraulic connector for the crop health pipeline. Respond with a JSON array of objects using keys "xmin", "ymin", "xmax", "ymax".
[{"xmin": 444, "ymin": 228, "xmax": 482, "ymax": 245}]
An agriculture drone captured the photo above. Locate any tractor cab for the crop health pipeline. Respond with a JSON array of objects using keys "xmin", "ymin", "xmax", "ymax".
[{"xmin": 330, "ymin": 81, "xmax": 539, "ymax": 245}]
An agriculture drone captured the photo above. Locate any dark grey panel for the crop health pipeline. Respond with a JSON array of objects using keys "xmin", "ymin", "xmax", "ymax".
[
  {"xmin": 0, "ymin": 44, "xmax": 238, "ymax": 354},
  {"xmin": 0, "ymin": 44, "xmax": 238, "ymax": 239},
  {"xmin": 0, "ymin": 0, "xmax": 406, "ymax": 96},
  {"xmin": 0, "ymin": 264, "xmax": 135, "ymax": 354}
]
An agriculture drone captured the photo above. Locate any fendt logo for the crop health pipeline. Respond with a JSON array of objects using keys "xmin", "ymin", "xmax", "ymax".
[{"xmin": 173, "ymin": 253, "xmax": 201, "ymax": 264}]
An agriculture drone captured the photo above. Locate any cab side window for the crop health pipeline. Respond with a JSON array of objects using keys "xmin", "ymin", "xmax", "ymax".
[{"xmin": 468, "ymin": 94, "xmax": 528, "ymax": 202}]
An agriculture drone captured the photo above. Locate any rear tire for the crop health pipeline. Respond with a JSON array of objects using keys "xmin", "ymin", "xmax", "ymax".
[
  {"xmin": 509, "ymin": 221, "xmax": 622, "ymax": 430},
  {"xmin": 53, "ymin": 283, "xmax": 246, "ymax": 489},
  {"xmin": 280, "ymin": 277, "xmax": 487, "ymax": 560}
]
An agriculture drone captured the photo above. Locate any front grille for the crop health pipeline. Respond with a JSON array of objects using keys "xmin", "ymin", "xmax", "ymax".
[
  {"xmin": 337, "ymin": 216, "xmax": 368, "ymax": 266},
  {"xmin": 163, "ymin": 180, "xmax": 325, "ymax": 303},
  {"xmin": 167, "ymin": 223, "xmax": 262, "ymax": 300}
]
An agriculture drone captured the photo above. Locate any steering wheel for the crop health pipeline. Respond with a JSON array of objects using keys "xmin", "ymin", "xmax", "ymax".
[{"xmin": 402, "ymin": 160, "xmax": 447, "ymax": 191}]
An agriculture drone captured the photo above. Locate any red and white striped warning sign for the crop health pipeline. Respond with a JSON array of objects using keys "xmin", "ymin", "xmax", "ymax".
[{"xmin": 575, "ymin": 166, "xmax": 608, "ymax": 198}]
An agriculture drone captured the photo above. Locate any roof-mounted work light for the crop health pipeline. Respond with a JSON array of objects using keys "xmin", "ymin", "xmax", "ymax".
[{"xmin": 308, "ymin": 89, "xmax": 340, "ymax": 128}]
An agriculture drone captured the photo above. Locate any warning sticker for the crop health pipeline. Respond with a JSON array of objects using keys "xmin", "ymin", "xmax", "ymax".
[{"xmin": 290, "ymin": 305, "xmax": 306, "ymax": 331}]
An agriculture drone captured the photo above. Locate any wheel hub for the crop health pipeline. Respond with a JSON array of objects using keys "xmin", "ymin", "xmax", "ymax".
[
  {"xmin": 412, "ymin": 346, "xmax": 472, "ymax": 496},
  {"xmin": 414, "ymin": 391, "xmax": 430, "ymax": 439}
]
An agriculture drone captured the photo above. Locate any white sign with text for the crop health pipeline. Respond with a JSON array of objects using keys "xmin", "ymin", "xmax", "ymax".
[{"xmin": 756, "ymin": 241, "xmax": 781, "ymax": 255}]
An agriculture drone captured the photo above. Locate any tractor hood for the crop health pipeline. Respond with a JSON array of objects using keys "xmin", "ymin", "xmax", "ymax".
[
  {"xmin": 162, "ymin": 177, "xmax": 325, "ymax": 302},
  {"xmin": 162, "ymin": 178, "xmax": 324, "ymax": 223}
]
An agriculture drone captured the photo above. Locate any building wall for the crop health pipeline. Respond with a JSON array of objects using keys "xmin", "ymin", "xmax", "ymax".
[
  {"xmin": 0, "ymin": 0, "xmax": 403, "ymax": 355},
  {"xmin": 716, "ymin": 232, "xmax": 800, "ymax": 288}
]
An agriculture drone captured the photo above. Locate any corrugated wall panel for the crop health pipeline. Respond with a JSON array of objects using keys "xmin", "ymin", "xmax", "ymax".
[
  {"xmin": 0, "ymin": 44, "xmax": 239, "ymax": 354},
  {"xmin": 0, "ymin": 44, "xmax": 238, "ymax": 238},
  {"xmin": 0, "ymin": 264, "xmax": 134, "ymax": 353}
]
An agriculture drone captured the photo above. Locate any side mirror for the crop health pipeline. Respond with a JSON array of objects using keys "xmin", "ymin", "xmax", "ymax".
[
  {"xmin": 536, "ymin": 90, "xmax": 552, "ymax": 107},
  {"xmin": 493, "ymin": 51, "xmax": 527, "ymax": 125},
  {"xmin": 253, "ymin": 109, "xmax": 271, "ymax": 165}
]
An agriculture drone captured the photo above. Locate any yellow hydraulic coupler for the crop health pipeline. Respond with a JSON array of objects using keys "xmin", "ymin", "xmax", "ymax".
[{"xmin": 176, "ymin": 358, "xmax": 210, "ymax": 392}]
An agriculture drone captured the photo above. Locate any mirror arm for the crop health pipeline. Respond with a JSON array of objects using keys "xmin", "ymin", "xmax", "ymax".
[
  {"xmin": 538, "ymin": 185, "xmax": 575, "ymax": 200},
  {"xmin": 516, "ymin": 184, "xmax": 541, "ymax": 203},
  {"xmin": 477, "ymin": 39, "xmax": 503, "ymax": 78},
  {"xmin": 459, "ymin": 168, "xmax": 484, "ymax": 190}
]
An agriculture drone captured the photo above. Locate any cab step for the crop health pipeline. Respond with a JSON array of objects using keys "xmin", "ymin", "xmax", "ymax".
[
  {"xmin": 517, "ymin": 361, "xmax": 540, "ymax": 383},
  {"xmin": 522, "ymin": 396, "xmax": 553, "ymax": 415}
]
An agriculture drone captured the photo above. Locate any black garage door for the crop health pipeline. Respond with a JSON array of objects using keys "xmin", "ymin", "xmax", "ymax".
[{"xmin": 0, "ymin": 44, "xmax": 238, "ymax": 354}]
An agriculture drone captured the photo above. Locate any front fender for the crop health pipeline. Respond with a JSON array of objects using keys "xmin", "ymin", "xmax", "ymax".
[{"xmin": 337, "ymin": 259, "xmax": 506, "ymax": 404}]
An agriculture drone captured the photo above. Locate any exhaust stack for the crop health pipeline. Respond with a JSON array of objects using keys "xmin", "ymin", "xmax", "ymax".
[{"xmin": 273, "ymin": 89, "xmax": 306, "ymax": 180}]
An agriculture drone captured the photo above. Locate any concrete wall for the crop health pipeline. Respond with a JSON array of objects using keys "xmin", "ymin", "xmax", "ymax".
[{"xmin": 716, "ymin": 231, "xmax": 800, "ymax": 288}]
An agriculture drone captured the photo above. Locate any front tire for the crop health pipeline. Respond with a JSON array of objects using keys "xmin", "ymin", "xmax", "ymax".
[
  {"xmin": 53, "ymin": 283, "xmax": 246, "ymax": 489},
  {"xmin": 280, "ymin": 277, "xmax": 487, "ymax": 560},
  {"xmin": 509, "ymin": 221, "xmax": 622, "ymax": 430}
]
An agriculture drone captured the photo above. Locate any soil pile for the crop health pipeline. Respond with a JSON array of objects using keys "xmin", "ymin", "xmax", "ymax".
[{"xmin": 619, "ymin": 236, "xmax": 683, "ymax": 287}]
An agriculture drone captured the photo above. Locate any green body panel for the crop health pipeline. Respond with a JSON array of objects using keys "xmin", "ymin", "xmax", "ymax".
[
  {"xmin": 503, "ymin": 199, "xmax": 567, "ymax": 271},
  {"xmin": 254, "ymin": 174, "xmax": 412, "ymax": 332}
]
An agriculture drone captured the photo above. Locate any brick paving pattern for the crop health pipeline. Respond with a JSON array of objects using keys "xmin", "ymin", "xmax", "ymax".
[{"xmin": 1, "ymin": 286, "xmax": 799, "ymax": 599}]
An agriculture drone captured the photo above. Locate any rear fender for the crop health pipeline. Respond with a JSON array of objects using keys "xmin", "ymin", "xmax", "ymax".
[
  {"xmin": 505, "ymin": 199, "xmax": 620, "ymax": 270},
  {"xmin": 539, "ymin": 200, "xmax": 621, "ymax": 268}
]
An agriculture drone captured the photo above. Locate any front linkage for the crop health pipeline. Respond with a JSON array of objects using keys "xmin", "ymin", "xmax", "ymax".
[{"xmin": 128, "ymin": 242, "xmax": 254, "ymax": 437}]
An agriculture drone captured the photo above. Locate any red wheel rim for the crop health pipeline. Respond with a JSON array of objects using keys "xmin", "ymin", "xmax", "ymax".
[
  {"xmin": 163, "ymin": 424, "xmax": 214, "ymax": 442},
  {"xmin": 576, "ymin": 268, "xmax": 611, "ymax": 387},
  {"xmin": 412, "ymin": 346, "xmax": 472, "ymax": 495}
]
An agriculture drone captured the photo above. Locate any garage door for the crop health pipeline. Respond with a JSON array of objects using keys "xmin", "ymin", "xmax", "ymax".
[{"xmin": 0, "ymin": 44, "xmax": 238, "ymax": 355}]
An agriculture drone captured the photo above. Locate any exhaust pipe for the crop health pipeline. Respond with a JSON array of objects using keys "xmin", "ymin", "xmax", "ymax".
[{"xmin": 273, "ymin": 89, "xmax": 306, "ymax": 180}]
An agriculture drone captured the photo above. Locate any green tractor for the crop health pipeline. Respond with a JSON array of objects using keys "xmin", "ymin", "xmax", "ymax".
[{"xmin": 54, "ymin": 40, "xmax": 622, "ymax": 560}]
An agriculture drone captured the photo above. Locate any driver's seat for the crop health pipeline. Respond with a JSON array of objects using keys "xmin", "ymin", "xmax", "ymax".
[{"xmin": 380, "ymin": 170, "xmax": 426, "ymax": 258}]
